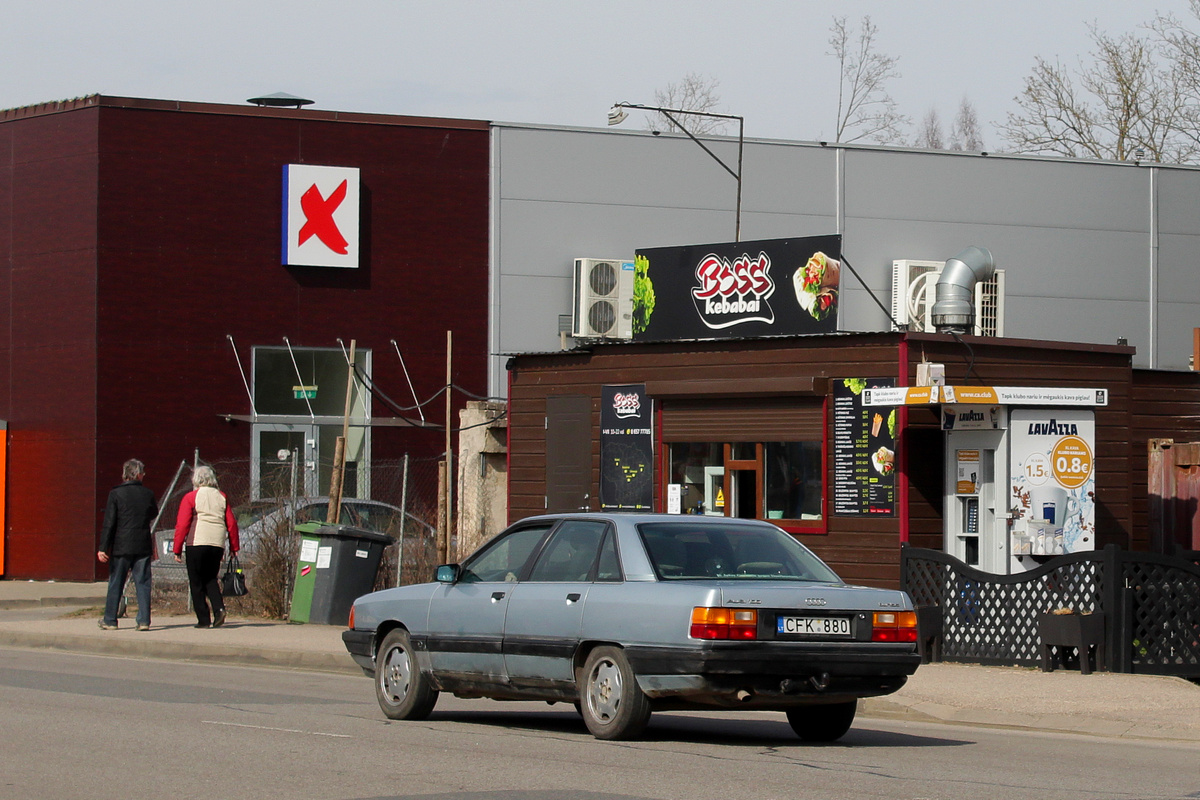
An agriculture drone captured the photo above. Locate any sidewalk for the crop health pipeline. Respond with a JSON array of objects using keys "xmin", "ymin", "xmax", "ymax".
[{"xmin": 1, "ymin": 580, "xmax": 1199, "ymax": 743}]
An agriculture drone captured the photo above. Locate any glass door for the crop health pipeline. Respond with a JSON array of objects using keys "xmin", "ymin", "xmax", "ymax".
[
  {"xmin": 725, "ymin": 443, "xmax": 762, "ymax": 520},
  {"xmin": 252, "ymin": 423, "xmax": 319, "ymax": 499}
]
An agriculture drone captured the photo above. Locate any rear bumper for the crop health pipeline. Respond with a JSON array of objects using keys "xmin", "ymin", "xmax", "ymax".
[
  {"xmin": 626, "ymin": 642, "xmax": 920, "ymax": 705},
  {"xmin": 342, "ymin": 629, "xmax": 376, "ymax": 676}
]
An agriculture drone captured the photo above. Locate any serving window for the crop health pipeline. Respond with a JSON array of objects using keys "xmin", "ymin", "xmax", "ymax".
[{"xmin": 661, "ymin": 399, "xmax": 827, "ymax": 533}]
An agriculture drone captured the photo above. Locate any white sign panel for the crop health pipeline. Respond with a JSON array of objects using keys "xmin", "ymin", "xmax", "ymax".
[
  {"xmin": 1009, "ymin": 409, "xmax": 1096, "ymax": 555},
  {"xmin": 941, "ymin": 405, "xmax": 1002, "ymax": 430},
  {"xmin": 283, "ymin": 164, "xmax": 360, "ymax": 268},
  {"xmin": 942, "ymin": 386, "xmax": 1107, "ymax": 406}
]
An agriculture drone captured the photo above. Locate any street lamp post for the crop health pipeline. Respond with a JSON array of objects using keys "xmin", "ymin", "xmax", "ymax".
[{"xmin": 608, "ymin": 102, "xmax": 744, "ymax": 242}]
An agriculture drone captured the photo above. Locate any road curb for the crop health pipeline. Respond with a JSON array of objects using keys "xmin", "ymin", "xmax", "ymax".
[
  {"xmin": 0, "ymin": 597, "xmax": 107, "ymax": 611},
  {"xmin": 0, "ymin": 629, "xmax": 362, "ymax": 675}
]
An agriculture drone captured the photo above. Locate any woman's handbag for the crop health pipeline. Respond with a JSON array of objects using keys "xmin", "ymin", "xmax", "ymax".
[{"xmin": 221, "ymin": 553, "xmax": 249, "ymax": 597}]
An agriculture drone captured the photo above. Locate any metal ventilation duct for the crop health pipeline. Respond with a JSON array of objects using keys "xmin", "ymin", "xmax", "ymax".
[{"xmin": 932, "ymin": 246, "xmax": 995, "ymax": 334}]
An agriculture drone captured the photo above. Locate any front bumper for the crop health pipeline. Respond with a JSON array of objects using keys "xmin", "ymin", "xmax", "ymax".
[{"xmin": 342, "ymin": 629, "xmax": 376, "ymax": 676}]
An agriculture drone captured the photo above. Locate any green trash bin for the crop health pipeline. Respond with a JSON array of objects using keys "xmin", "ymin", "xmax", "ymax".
[{"xmin": 290, "ymin": 522, "xmax": 394, "ymax": 625}]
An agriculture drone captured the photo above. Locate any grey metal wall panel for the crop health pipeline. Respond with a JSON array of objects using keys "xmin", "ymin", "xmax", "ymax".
[
  {"xmin": 1154, "ymin": 169, "xmax": 1200, "ymax": 235},
  {"xmin": 844, "ymin": 150, "xmax": 1151, "ymax": 232},
  {"xmin": 497, "ymin": 126, "xmax": 742, "ymax": 211},
  {"xmin": 1156, "ymin": 302, "xmax": 1200, "ymax": 371},
  {"xmin": 846, "ymin": 217, "xmax": 1150, "ymax": 302},
  {"xmin": 1156, "ymin": 233, "xmax": 1200, "ymax": 303},
  {"xmin": 498, "ymin": 274, "xmax": 574, "ymax": 353},
  {"xmin": 1010, "ymin": 297, "xmax": 1149, "ymax": 353},
  {"xmin": 491, "ymin": 123, "xmax": 1200, "ymax": 390}
]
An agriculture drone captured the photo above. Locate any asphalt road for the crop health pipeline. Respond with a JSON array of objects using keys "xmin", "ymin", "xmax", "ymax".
[{"xmin": 2, "ymin": 646, "xmax": 1199, "ymax": 800}]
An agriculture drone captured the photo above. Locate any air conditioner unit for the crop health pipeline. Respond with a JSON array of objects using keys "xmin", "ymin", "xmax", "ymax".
[
  {"xmin": 891, "ymin": 259, "xmax": 1005, "ymax": 337},
  {"xmin": 572, "ymin": 258, "xmax": 635, "ymax": 339}
]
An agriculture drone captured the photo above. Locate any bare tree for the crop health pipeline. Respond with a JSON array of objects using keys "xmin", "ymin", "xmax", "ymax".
[
  {"xmin": 1151, "ymin": 0, "xmax": 1200, "ymax": 158},
  {"xmin": 949, "ymin": 97, "xmax": 985, "ymax": 151},
  {"xmin": 646, "ymin": 73, "xmax": 731, "ymax": 136},
  {"xmin": 828, "ymin": 15, "xmax": 908, "ymax": 144},
  {"xmin": 1001, "ymin": 18, "xmax": 1196, "ymax": 163},
  {"xmin": 914, "ymin": 107, "xmax": 945, "ymax": 149}
]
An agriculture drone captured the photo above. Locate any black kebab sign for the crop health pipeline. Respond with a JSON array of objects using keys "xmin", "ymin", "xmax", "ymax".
[{"xmin": 632, "ymin": 235, "xmax": 842, "ymax": 341}]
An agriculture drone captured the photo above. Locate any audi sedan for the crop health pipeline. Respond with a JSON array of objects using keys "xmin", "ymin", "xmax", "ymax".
[{"xmin": 343, "ymin": 513, "xmax": 920, "ymax": 741}]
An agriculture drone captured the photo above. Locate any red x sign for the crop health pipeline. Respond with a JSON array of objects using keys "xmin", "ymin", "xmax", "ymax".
[
  {"xmin": 283, "ymin": 165, "xmax": 360, "ymax": 268},
  {"xmin": 298, "ymin": 179, "xmax": 349, "ymax": 254}
]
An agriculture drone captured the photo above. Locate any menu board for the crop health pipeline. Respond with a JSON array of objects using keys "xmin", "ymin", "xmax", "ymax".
[{"xmin": 833, "ymin": 378, "xmax": 897, "ymax": 515}]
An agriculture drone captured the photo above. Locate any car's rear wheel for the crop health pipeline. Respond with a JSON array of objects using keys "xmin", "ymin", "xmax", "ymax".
[
  {"xmin": 786, "ymin": 700, "xmax": 857, "ymax": 742},
  {"xmin": 375, "ymin": 629, "xmax": 438, "ymax": 720},
  {"xmin": 579, "ymin": 646, "xmax": 651, "ymax": 740}
]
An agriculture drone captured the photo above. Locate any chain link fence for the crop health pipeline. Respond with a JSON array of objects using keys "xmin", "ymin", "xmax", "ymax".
[{"xmin": 148, "ymin": 453, "xmax": 445, "ymax": 620}]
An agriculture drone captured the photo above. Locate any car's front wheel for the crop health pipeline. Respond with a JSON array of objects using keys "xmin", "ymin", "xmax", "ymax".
[
  {"xmin": 785, "ymin": 700, "xmax": 857, "ymax": 742},
  {"xmin": 579, "ymin": 646, "xmax": 651, "ymax": 740},
  {"xmin": 375, "ymin": 629, "xmax": 438, "ymax": 720}
]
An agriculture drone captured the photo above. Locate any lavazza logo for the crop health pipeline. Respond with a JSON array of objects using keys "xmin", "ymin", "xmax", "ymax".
[
  {"xmin": 611, "ymin": 392, "xmax": 642, "ymax": 419},
  {"xmin": 1027, "ymin": 418, "xmax": 1080, "ymax": 436},
  {"xmin": 691, "ymin": 251, "xmax": 776, "ymax": 329}
]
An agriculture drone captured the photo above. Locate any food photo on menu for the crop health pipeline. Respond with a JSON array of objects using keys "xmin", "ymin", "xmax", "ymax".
[{"xmin": 793, "ymin": 251, "xmax": 840, "ymax": 320}]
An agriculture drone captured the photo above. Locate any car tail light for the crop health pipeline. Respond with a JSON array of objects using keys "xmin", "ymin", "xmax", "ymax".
[
  {"xmin": 347, "ymin": 605, "xmax": 356, "ymax": 630},
  {"xmin": 690, "ymin": 607, "xmax": 758, "ymax": 640},
  {"xmin": 871, "ymin": 610, "xmax": 918, "ymax": 642}
]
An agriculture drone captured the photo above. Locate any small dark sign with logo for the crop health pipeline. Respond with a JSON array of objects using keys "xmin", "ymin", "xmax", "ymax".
[
  {"xmin": 600, "ymin": 384, "xmax": 654, "ymax": 511},
  {"xmin": 632, "ymin": 235, "xmax": 842, "ymax": 341}
]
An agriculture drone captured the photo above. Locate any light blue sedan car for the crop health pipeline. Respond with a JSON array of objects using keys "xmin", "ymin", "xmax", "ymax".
[{"xmin": 343, "ymin": 513, "xmax": 920, "ymax": 741}]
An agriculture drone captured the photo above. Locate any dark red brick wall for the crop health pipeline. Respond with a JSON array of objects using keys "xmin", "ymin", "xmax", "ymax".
[
  {"xmin": 0, "ymin": 108, "xmax": 100, "ymax": 580},
  {"xmin": 1, "ymin": 101, "xmax": 490, "ymax": 580}
]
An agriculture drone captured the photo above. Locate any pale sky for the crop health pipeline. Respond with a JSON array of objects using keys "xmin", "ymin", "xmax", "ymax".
[{"xmin": 2, "ymin": 1, "xmax": 1194, "ymax": 147}]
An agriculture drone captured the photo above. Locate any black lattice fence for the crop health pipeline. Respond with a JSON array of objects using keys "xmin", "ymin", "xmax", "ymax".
[
  {"xmin": 901, "ymin": 545, "xmax": 1200, "ymax": 677},
  {"xmin": 1120, "ymin": 553, "xmax": 1200, "ymax": 675}
]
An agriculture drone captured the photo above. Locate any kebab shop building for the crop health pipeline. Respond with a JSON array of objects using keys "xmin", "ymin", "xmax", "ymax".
[{"xmin": 506, "ymin": 235, "xmax": 1200, "ymax": 589}]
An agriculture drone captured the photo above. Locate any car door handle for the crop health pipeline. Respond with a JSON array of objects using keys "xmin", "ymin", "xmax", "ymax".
[
  {"xmin": 491, "ymin": 591, "xmax": 506, "ymax": 602},
  {"xmin": 566, "ymin": 593, "xmax": 582, "ymax": 603}
]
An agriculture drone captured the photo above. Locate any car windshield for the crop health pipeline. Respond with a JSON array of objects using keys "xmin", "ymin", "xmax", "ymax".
[{"xmin": 637, "ymin": 521, "xmax": 841, "ymax": 582}]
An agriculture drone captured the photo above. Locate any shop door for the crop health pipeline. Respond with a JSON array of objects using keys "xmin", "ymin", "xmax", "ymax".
[
  {"xmin": 725, "ymin": 443, "xmax": 761, "ymax": 519},
  {"xmin": 943, "ymin": 429, "xmax": 1009, "ymax": 574},
  {"xmin": 546, "ymin": 395, "xmax": 593, "ymax": 512}
]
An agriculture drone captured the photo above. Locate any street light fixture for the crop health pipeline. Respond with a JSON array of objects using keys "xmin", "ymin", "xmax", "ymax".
[{"xmin": 608, "ymin": 102, "xmax": 744, "ymax": 241}]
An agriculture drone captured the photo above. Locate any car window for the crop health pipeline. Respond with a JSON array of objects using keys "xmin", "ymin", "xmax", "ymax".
[
  {"xmin": 295, "ymin": 503, "xmax": 330, "ymax": 524},
  {"xmin": 527, "ymin": 520, "xmax": 608, "ymax": 582},
  {"xmin": 595, "ymin": 530, "xmax": 623, "ymax": 582},
  {"xmin": 460, "ymin": 523, "xmax": 554, "ymax": 583},
  {"xmin": 638, "ymin": 522, "xmax": 841, "ymax": 582},
  {"xmin": 234, "ymin": 501, "xmax": 277, "ymax": 530}
]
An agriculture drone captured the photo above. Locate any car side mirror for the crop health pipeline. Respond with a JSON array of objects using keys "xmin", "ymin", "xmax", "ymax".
[{"xmin": 436, "ymin": 564, "xmax": 460, "ymax": 584}]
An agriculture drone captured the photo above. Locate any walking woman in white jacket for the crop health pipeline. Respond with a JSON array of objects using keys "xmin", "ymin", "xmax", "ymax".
[{"xmin": 171, "ymin": 466, "xmax": 241, "ymax": 628}]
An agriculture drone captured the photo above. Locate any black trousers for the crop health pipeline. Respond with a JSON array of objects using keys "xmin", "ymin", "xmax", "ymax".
[{"xmin": 185, "ymin": 545, "xmax": 225, "ymax": 626}]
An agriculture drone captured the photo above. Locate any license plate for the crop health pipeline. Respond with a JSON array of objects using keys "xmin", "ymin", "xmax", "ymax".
[{"xmin": 776, "ymin": 615, "xmax": 851, "ymax": 637}]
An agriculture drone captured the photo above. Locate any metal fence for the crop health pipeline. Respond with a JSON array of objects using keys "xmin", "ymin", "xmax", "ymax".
[
  {"xmin": 146, "ymin": 453, "xmax": 449, "ymax": 619},
  {"xmin": 900, "ymin": 545, "xmax": 1200, "ymax": 677}
]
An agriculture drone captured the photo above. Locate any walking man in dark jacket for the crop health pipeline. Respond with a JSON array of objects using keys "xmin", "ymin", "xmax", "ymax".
[{"xmin": 97, "ymin": 459, "xmax": 158, "ymax": 630}]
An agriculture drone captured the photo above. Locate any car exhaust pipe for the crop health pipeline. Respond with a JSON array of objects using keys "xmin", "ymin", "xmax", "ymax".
[
  {"xmin": 808, "ymin": 672, "xmax": 831, "ymax": 692},
  {"xmin": 736, "ymin": 688, "xmax": 754, "ymax": 702}
]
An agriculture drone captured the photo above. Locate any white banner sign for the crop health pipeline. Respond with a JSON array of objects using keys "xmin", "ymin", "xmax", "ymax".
[{"xmin": 1009, "ymin": 408, "xmax": 1096, "ymax": 555}]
